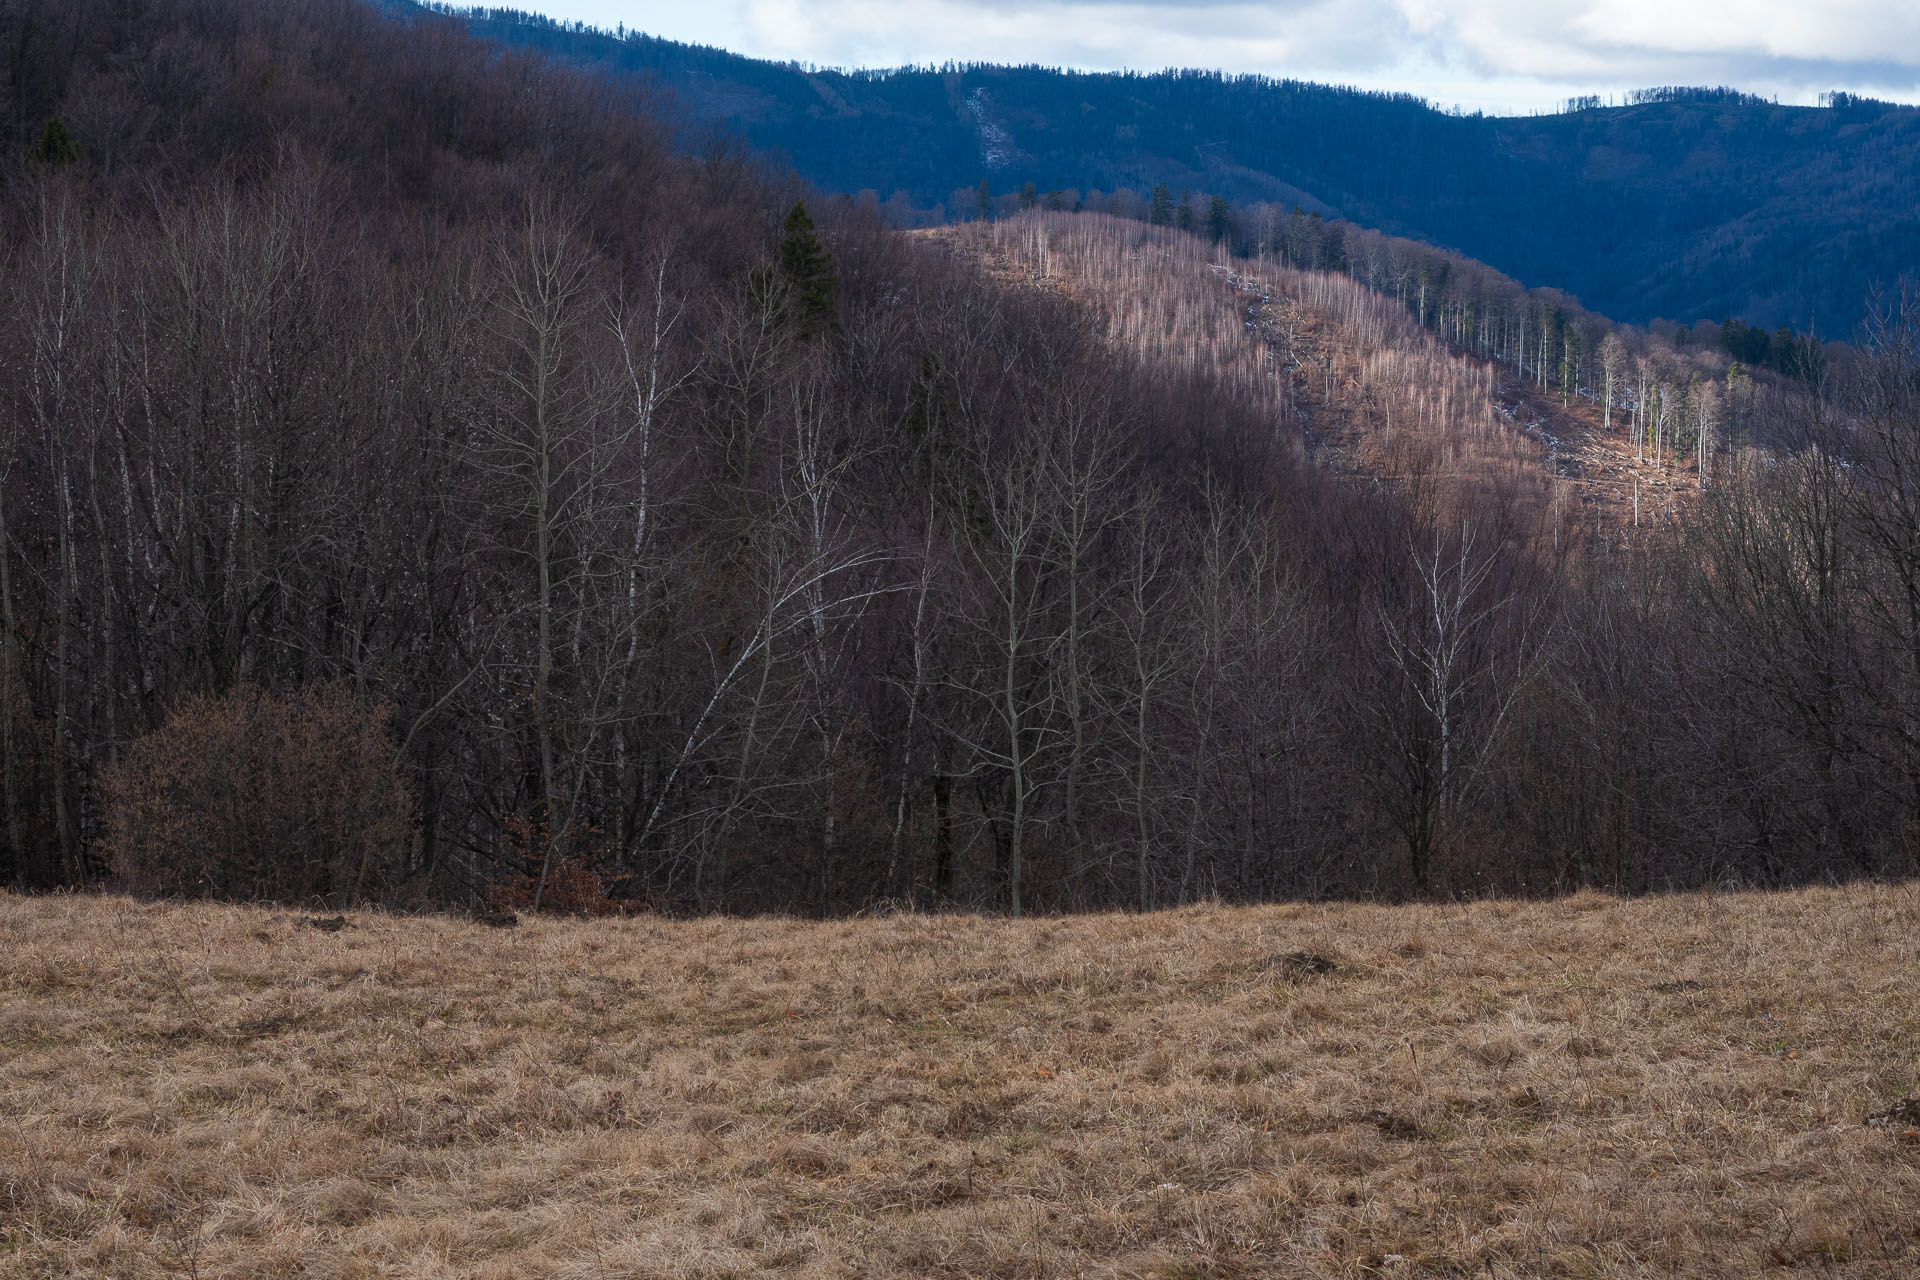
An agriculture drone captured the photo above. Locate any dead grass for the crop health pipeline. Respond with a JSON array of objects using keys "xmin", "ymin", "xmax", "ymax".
[{"xmin": 3, "ymin": 886, "xmax": 1918, "ymax": 1277}]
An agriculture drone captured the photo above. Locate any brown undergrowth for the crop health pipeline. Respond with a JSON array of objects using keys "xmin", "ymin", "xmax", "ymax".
[{"xmin": 3, "ymin": 886, "xmax": 1918, "ymax": 1277}]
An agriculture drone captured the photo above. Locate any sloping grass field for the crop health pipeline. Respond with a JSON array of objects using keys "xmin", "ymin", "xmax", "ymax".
[{"xmin": 2, "ymin": 886, "xmax": 1918, "ymax": 1277}]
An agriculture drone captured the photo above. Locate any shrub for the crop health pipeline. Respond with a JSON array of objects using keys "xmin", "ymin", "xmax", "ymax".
[
  {"xmin": 482, "ymin": 816, "xmax": 629, "ymax": 916},
  {"xmin": 99, "ymin": 683, "xmax": 413, "ymax": 904}
]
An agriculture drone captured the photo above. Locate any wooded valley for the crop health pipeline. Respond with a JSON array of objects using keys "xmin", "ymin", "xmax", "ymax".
[{"xmin": 3, "ymin": 0, "xmax": 1920, "ymax": 915}]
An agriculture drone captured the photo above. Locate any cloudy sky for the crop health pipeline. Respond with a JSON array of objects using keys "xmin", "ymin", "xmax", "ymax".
[{"xmin": 513, "ymin": 0, "xmax": 1920, "ymax": 114}]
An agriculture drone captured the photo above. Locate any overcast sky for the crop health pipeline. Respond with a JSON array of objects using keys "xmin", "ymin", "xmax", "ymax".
[{"xmin": 510, "ymin": 1, "xmax": 1920, "ymax": 114}]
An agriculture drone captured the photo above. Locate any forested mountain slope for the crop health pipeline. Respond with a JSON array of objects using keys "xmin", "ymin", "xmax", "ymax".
[
  {"xmin": 3, "ymin": 0, "xmax": 1920, "ymax": 917},
  {"xmin": 421, "ymin": 5, "xmax": 1920, "ymax": 333}
]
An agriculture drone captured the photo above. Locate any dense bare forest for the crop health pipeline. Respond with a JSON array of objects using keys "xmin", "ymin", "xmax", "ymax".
[{"xmin": 3, "ymin": 0, "xmax": 1920, "ymax": 915}]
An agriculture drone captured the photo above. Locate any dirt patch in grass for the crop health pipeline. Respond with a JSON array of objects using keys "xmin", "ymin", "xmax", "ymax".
[{"xmin": 2, "ymin": 886, "xmax": 1918, "ymax": 1276}]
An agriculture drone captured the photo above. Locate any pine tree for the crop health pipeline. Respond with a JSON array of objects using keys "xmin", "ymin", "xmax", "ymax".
[
  {"xmin": 29, "ymin": 116, "xmax": 78, "ymax": 171},
  {"xmin": 1149, "ymin": 183, "xmax": 1174, "ymax": 227},
  {"xmin": 778, "ymin": 201, "xmax": 838, "ymax": 339},
  {"xmin": 1207, "ymin": 196, "xmax": 1230, "ymax": 244}
]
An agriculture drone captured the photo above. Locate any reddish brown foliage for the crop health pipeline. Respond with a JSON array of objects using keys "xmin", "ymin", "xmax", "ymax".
[
  {"xmin": 482, "ymin": 817, "xmax": 631, "ymax": 916},
  {"xmin": 98, "ymin": 683, "xmax": 413, "ymax": 904}
]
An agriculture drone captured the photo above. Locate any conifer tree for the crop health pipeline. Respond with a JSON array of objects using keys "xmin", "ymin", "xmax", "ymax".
[
  {"xmin": 778, "ymin": 201, "xmax": 838, "ymax": 338},
  {"xmin": 29, "ymin": 117, "xmax": 78, "ymax": 171},
  {"xmin": 1149, "ymin": 183, "xmax": 1174, "ymax": 227}
]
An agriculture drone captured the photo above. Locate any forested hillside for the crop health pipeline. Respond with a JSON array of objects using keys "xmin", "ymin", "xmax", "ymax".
[
  {"xmin": 2, "ymin": 0, "xmax": 1919, "ymax": 916},
  {"xmin": 424, "ymin": 5, "xmax": 1920, "ymax": 334}
]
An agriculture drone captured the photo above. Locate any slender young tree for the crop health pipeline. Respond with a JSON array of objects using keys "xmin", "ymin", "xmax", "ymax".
[
  {"xmin": 944, "ymin": 434, "xmax": 1061, "ymax": 917},
  {"xmin": 1600, "ymin": 332, "xmax": 1626, "ymax": 432},
  {"xmin": 1369, "ymin": 522, "xmax": 1538, "ymax": 891},
  {"xmin": 1107, "ymin": 497, "xmax": 1180, "ymax": 909},
  {"xmin": 1041, "ymin": 387, "xmax": 1129, "ymax": 900},
  {"xmin": 476, "ymin": 196, "xmax": 615, "ymax": 911}
]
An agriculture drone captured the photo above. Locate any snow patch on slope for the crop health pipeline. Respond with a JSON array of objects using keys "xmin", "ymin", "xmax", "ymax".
[{"xmin": 965, "ymin": 88, "xmax": 1015, "ymax": 169}]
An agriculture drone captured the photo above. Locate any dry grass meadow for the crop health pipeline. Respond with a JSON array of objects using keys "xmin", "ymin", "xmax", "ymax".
[{"xmin": 3, "ymin": 886, "xmax": 1919, "ymax": 1278}]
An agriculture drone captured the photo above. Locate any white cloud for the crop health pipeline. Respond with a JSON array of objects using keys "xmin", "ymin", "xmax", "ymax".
[
  {"xmin": 739, "ymin": 0, "xmax": 1415, "ymax": 75},
  {"xmin": 524, "ymin": 0, "xmax": 1920, "ymax": 111}
]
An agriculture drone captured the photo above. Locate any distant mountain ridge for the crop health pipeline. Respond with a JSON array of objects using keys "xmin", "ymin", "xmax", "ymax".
[{"xmin": 416, "ymin": 4, "xmax": 1920, "ymax": 332}]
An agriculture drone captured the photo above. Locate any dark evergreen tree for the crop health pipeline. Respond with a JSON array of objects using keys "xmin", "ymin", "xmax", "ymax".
[
  {"xmin": 1149, "ymin": 182, "xmax": 1174, "ymax": 227},
  {"xmin": 28, "ymin": 116, "xmax": 78, "ymax": 171},
  {"xmin": 1769, "ymin": 327, "xmax": 1824, "ymax": 382},
  {"xmin": 778, "ymin": 200, "xmax": 839, "ymax": 338},
  {"xmin": 1720, "ymin": 318, "xmax": 1772, "ymax": 365},
  {"xmin": 1208, "ymin": 195, "xmax": 1230, "ymax": 244}
]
